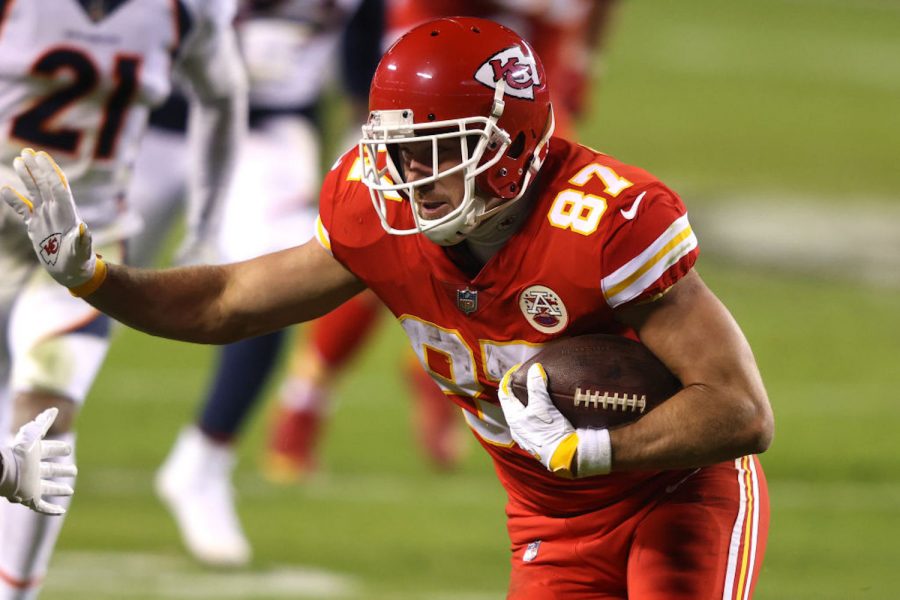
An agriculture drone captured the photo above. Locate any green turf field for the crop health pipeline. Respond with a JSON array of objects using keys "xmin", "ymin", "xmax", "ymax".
[{"xmin": 44, "ymin": 0, "xmax": 900, "ymax": 598}]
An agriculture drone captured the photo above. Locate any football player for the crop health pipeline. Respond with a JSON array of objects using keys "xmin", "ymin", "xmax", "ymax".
[
  {"xmin": 3, "ymin": 18, "xmax": 774, "ymax": 598},
  {"xmin": 0, "ymin": 0, "xmax": 245, "ymax": 595},
  {"xmin": 266, "ymin": 0, "xmax": 620, "ymax": 477},
  {"xmin": 125, "ymin": 0, "xmax": 403, "ymax": 567}
]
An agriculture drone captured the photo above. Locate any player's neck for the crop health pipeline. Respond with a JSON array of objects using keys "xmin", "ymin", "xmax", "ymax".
[{"xmin": 444, "ymin": 192, "xmax": 535, "ymax": 277}]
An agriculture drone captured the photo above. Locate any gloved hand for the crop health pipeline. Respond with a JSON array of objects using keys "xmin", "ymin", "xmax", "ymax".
[
  {"xmin": 1, "ymin": 148, "xmax": 107, "ymax": 297},
  {"xmin": 498, "ymin": 363, "xmax": 612, "ymax": 478},
  {"xmin": 0, "ymin": 408, "xmax": 77, "ymax": 515},
  {"xmin": 498, "ymin": 363, "xmax": 580, "ymax": 475}
]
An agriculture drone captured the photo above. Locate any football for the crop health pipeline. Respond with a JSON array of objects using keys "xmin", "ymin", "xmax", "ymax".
[{"xmin": 509, "ymin": 334, "xmax": 681, "ymax": 429}]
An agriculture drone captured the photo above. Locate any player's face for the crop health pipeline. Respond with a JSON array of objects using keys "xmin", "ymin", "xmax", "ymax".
[{"xmin": 398, "ymin": 137, "xmax": 466, "ymax": 221}]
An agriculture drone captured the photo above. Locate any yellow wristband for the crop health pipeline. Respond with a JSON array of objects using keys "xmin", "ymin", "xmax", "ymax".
[{"xmin": 69, "ymin": 257, "xmax": 108, "ymax": 298}]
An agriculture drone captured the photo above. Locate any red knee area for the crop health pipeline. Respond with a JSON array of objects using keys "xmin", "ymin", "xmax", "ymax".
[
  {"xmin": 310, "ymin": 293, "xmax": 381, "ymax": 369},
  {"xmin": 505, "ymin": 458, "xmax": 769, "ymax": 600}
]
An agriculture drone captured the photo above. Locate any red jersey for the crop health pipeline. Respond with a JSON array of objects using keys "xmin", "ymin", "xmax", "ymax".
[{"xmin": 316, "ymin": 138, "xmax": 699, "ymax": 516}]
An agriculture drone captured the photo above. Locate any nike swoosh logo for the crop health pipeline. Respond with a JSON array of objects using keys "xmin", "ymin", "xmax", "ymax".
[{"xmin": 620, "ymin": 191, "xmax": 647, "ymax": 220}]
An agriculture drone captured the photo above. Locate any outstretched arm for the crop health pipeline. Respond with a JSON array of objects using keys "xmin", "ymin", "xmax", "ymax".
[
  {"xmin": 89, "ymin": 242, "xmax": 365, "ymax": 344},
  {"xmin": 1, "ymin": 149, "xmax": 365, "ymax": 345}
]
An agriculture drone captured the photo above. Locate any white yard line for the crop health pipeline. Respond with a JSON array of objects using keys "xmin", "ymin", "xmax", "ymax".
[
  {"xmin": 693, "ymin": 197, "xmax": 900, "ymax": 288},
  {"xmin": 44, "ymin": 552, "xmax": 358, "ymax": 599},
  {"xmin": 44, "ymin": 551, "xmax": 505, "ymax": 600}
]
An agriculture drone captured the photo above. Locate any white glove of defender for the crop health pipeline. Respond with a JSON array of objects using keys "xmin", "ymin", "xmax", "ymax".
[
  {"xmin": 1, "ymin": 149, "xmax": 105, "ymax": 296},
  {"xmin": 498, "ymin": 363, "xmax": 612, "ymax": 477},
  {"xmin": 0, "ymin": 408, "xmax": 77, "ymax": 516}
]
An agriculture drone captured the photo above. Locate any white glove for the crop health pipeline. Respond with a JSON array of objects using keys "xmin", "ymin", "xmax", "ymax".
[
  {"xmin": 498, "ymin": 363, "xmax": 612, "ymax": 477},
  {"xmin": 1, "ymin": 148, "xmax": 107, "ymax": 297},
  {"xmin": 0, "ymin": 408, "xmax": 77, "ymax": 515},
  {"xmin": 498, "ymin": 363, "xmax": 580, "ymax": 475}
]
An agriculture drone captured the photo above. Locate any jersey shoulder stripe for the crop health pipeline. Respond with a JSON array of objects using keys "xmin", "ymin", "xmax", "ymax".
[
  {"xmin": 601, "ymin": 213, "xmax": 697, "ymax": 308},
  {"xmin": 314, "ymin": 215, "xmax": 331, "ymax": 254}
]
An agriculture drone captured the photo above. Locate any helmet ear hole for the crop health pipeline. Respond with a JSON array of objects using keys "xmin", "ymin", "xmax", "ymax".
[{"xmin": 507, "ymin": 132, "xmax": 525, "ymax": 159}]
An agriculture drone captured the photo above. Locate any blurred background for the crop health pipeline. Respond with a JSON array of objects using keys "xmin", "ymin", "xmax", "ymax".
[{"xmin": 45, "ymin": 0, "xmax": 900, "ymax": 598}]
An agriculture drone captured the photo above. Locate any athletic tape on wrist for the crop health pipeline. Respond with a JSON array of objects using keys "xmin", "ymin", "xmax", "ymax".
[
  {"xmin": 576, "ymin": 427, "xmax": 612, "ymax": 476},
  {"xmin": 69, "ymin": 257, "xmax": 108, "ymax": 298}
]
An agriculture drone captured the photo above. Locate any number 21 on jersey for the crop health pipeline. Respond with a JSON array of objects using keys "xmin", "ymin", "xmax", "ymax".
[
  {"xmin": 547, "ymin": 163, "xmax": 633, "ymax": 235},
  {"xmin": 11, "ymin": 48, "xmax": 141, "ymax": 159}
]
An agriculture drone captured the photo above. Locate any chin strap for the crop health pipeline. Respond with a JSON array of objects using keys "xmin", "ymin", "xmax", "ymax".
[{"xmin": 491, "ymin": 80, "xmax": 507, "ymax": 119}]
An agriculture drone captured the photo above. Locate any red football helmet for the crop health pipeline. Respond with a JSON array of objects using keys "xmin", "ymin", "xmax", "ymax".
[{"xmin": 360, "ymin": 17, "xmax": 554, "ymax": 245}]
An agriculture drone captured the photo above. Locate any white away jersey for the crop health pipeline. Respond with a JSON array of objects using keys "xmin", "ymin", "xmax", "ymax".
[{"xmin": 0, "ymin": 0, "xmax": 236, "ymax": 233}]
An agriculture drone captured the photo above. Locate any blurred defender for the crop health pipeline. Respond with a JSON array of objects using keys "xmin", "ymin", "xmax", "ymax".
[
  {"xmin": 0, "ymin": 0, "xmax": 245, "ymax": 596},
  {"xmin": 127, "ymin": 0, "xmax": 394, "ymax": 567},
  {"xmin": 3, "ymin": 18, "xmax": 774, "ymax": 598}
]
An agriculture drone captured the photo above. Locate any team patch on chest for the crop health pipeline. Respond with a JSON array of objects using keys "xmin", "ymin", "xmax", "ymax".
[{"xmin": 518, "ymin": 285, "xmax": 568, "ymax": 334}]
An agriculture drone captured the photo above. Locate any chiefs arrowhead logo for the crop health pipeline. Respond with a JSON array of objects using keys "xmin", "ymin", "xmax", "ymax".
[
  {"xmin": 519, "ymin": 284, "xmax": 568, "ymax": 334},
  {"xmin": 39, "ymin": 232, "xmax": 62, "ymax": 266},
  {"xmin": 474, "ymin": 46, "xmax": 540, "ymax": 100}
]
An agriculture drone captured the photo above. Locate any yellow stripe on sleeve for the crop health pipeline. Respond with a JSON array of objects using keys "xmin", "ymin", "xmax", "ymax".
[
  {"xmin": 314, "ymin": 215, "xmax": 332, "ymax": 254},
  {"xmin": 601, "ymin": 214, "xmax": 697, "ymax": 308}
]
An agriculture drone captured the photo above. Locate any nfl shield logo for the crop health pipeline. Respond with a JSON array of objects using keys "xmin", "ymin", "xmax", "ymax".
[
  {"xmin": 523, "ymin": 540, "xmax": 541, "ymax": 562},
  {"xmin": 456, "ymin": 288, "xmax": 478, "ymax": 315}
]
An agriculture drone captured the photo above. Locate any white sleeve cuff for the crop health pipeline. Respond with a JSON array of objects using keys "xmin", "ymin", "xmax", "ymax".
[{"xmin": 576, "ymin": 428, "xmax": 612, "ymax": 477}]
